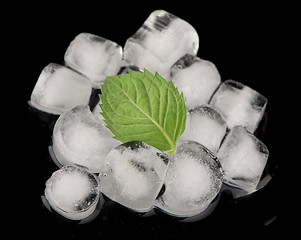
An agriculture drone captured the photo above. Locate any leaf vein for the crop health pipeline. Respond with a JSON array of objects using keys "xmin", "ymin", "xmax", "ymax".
[{"xmin": 107, "ymin": 75, "xmax": 175, "ymax": 150}]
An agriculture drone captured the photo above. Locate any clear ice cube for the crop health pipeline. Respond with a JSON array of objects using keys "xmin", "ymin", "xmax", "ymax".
[
  {"xmin": 30, "ymin": 63, "xmax": 92, "ymax": 115},
  {"xmin": 156, "ymin": 141, "xmax": 223, "ymax": 217},
  {"xmin": 170, "ymin": 54, "xmax": 221, "ymax": 109},
  {"xmin": 123, "ymin": 10, "xmax": 199, "ymax": 77},
  {"xmin": 52, "ymin": 105, "xmax": 120, "ymax": 173},
  {"xmin": 44, "ymin": 165, "xmax": 101, "ymax": 220},
  {"xmin": 99, "ymin": 141, "xmax": 169, "ymax": 212},
  {"xmin": 64, "ymin": 33, "xmax": 123, "ymax": 88},
  {"xmin": 180, "ymin": 105, "xmax": 227, "ymax": 154},
  {"xmin": 209, "ymin": 80, "xmax": 267, "ymax": 133},
  {"xmin": 217, "ymin": 126, "xmax": 269, "ymax": 193}
]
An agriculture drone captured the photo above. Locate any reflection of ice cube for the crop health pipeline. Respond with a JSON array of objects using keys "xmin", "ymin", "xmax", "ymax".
[
  {"xmin": 44, "ymin": 165, "xmax": 101, "ymax": 220},
  {"xmin": 64, "ymin": 33, "xmax": 123, "ymax": 88},
  {"xmin": 209, "ymin": 80, "xmax": 267, "ymax": 133},
  {"xmin": 156, "ymin": 141, "xmax": 223, "ymax": 217},
  {"xmin": 30, "ymin": 63, "xmax": 92, "ymax": 115},
  {"xmin": 170, "ymin": 54, "xmax": 221, "ymax": 109},
  {"xmin": 217, "ymin": 126, "xmax": 269, "ymax": 193},
  {"xmin": 52, "ymin": 105, "xmax": 120, "ymax": 173},
  {"xmin": 123, "ymin": 10, "xmax": 199, "ymax": 76},
  {"xmin": 99, "ymin": 141, "xmax": 169, "ymax": 212},
  {"xmin": 180, "ymin": 105, "xmax": 227, "ymax": 153}
]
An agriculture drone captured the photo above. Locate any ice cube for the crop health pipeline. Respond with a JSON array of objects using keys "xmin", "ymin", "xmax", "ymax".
[
  {"xmin": 209, "ymin": 80, "xmax": 267, "ymax": 133},
  {"xmin": 64, "ymin": 33, "xmax": 123, "ymax": 88},
  {"xmin": 99, "ymin": 141, "xmax": 169, "ymax": 212},
  {"xmin": 156, "ymin": 141, "xmax": 223, "ymax": 217},
  {"xmin": 217, "ymin": 126, "xmax": 269, "ymax": 193},
  {"xmin": 52, "ymin": 105, "xmax": 120, "ymax": 173},
  {"xmin": 170, "ymin": 54, "xmax": 221, "ymax": 109},
  {"xmin": 44, "ymin": 165, "xmax": 101, "ymax": 220},
  {"xmin": 123, "ymin": 10, "xmax": 199, "ymax": 77},
  {"xmin": 180, "ymin": 105, "xmax": 227, "ymax": 153},
  {"xmin": 30, "ymin": 63, "xmax": 92, "ymax": 115}
]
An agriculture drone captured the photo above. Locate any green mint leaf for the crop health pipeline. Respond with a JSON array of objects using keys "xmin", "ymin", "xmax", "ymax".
[{"xmin": 99, "ymin": 69, "xmax": 186, "ymax": 154}]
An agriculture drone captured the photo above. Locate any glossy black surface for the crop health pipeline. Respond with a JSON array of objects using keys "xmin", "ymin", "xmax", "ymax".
[{"xmin": 16, "ymin": 3, "xmax": 289, "ymax": 239}]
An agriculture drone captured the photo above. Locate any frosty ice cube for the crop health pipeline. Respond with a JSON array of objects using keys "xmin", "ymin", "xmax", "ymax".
[
  {"xmin": 30, "ymin": 63, "xmax": 92, "ymax": 115},
  {"xmin": 52, "ymin": 105, "xmax": 120, "ymax": 173},
  {"xmin": 123, "ymin": 10, "xmax": 199, "ymax": 77},
  {"xmin": 64, "ymin": 33, "xmax": 123, "ymax": 88},
  {"xmin": 156, "ymin": 141, "xmax": 223, "ymax": 217},
  {"xmin": 170, "ymin": 54, "xmax": 221, "ymax": 109},
  {"xmin": 99, "ymin": 141, "xmax": 169, "ymax": 212},
  {"xmin": 180, "ymin": 105, "xmax": 227, "ymax": 153},
  {"xmin": 44, "ymin": 165, "xmax": 101, "ymax": 220},
  {"xmin": 217, "ymin": 126, "xmax": 269, "ymax": 193},
  {"xmin": 209, "ymin": 80, "xmax": 267, "ymax": 133}
]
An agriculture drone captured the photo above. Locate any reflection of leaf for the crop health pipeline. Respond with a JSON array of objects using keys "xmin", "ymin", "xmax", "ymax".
[{"xmin": 100, "ymin": 69, "xmax": 186, "ymax": 154}]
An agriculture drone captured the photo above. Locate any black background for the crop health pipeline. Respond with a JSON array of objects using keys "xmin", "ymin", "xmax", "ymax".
[{"xmin": 11, "ymin": 2, "xmax": 293, "ymax": 239}]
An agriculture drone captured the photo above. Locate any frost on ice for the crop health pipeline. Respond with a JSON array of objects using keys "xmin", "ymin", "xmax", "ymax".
[{"xmin": 99, "ymin": 141, "xmax": 169, "ymax": 212}]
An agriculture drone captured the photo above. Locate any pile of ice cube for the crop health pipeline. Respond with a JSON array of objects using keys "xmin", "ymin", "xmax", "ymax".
[{"xmin": 29, "ymin": 10, "xmax": 269, "ymax": 221}]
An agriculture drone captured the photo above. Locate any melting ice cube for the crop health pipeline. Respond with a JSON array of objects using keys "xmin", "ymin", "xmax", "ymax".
[
  {"xmin": 52, "ymin": 105, "xmax": 120, "ymax": 173},
  {"xmin": 30, "ymin": 63, "xmax": 92, "ymax": 115},
  {"xmin": 99, "ymin": 141, "xmax": 169, "ymax": 212},
  {"xmin": 64, "ymin": 33, "xmax": 123, "ymax": 88},
  {"xmin": 123, "ymin": 10, "xmax": 199, "ymax": 77},
  {"xmin": 170, "ymin": 54, "xmax": 221, "ymax": 109},
  {"xmin": 209, "ymin": 80, "xmax": 267, "ymax": 133},
  {"xmin": 180, "ymin": 105, "xmax": 227, "ymax": 153},
  {"xmin": 156, "ymin": 141, "xmax": 223, "ymax": 217},
  {"xmin": 217, "ymin": 126, "xmax": 269, "ymax": 193},
  {"xmin": 44, "ymin": 165, "xmax": 101, "ymax": 220}
]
